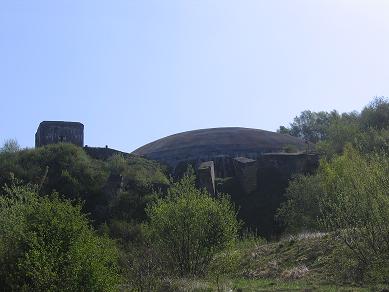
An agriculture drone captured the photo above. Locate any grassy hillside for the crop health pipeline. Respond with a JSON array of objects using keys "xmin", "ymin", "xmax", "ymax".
[
  {"xmin": 163, "ymin": 232, "xmax": 388, "ymax": 291},
  {"xmin": 0, "ymin": 143, "xmax": 170, "ymax": 226}
]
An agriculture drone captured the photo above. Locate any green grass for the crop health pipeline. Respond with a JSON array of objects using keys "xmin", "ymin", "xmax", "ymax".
[
  {"xmin": 237, "ymin": 232, "xmax": 343, "ymax": 283},
  {"xmin": 162, "ymin": 277, "xmax": 384, "ymax": 291},
  {"xmin": 231, "ymin": 278, "xmax": 377, "ymax": 291},
  {"xmin": 210, "ymin": 232, "xmax": 389, "ymax": 291},
  {"xmin": 127, "ymin": 233, "xmax": 389, "ymax": 291}
]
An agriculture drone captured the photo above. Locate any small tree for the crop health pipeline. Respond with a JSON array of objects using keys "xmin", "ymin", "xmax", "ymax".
[
  {"xmin": 144, "ymin": 173, "xmax": 240, "ymax": 276},
  {"xmin": 0, "ymin": 139, "xmax": 20, "ymax": 153},
  {"xmin": 207, "ymin": 248, "xmax": 241, "ymax": 291},
  {"xmin": 0, "ymin": 182, "xmax": 121, "ymax": 291},
  {"xmin": 278, "ymin": 110, "xmax": 339, "ymax": 143},
  {"xmin": 319, "ymin": 146, "xmax": 389, "ymax": 281},
  {"xmin": 277, "ymin": 174, "xmax": 323, "ymax": 233},
  {"xmin": 360, "ymin": 96, "xmax": 389, "ymax": 130}
]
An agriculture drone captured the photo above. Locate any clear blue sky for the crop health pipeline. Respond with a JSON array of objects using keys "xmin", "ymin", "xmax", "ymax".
[{"xmin": 1, "ymin": 0, "xmax": 388, "ymax": 152}]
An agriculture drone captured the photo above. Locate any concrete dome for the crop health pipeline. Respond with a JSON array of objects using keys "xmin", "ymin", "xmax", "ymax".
[{"xmin": 132, "ymin": 127, "xmax": 308, "ymax": 167}]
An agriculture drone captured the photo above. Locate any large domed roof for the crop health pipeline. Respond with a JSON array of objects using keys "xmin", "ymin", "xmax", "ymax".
[{"xmin": 132, "ymin": 127, "xmax": 308, "ymax": 166}]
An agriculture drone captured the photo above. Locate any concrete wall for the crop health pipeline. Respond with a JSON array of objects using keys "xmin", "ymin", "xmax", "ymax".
[
  {"xmin": 197, "ymin": 161, "xmax": 215, "ymax": 195},
  {"xmin": 35, "ymin": 121, "xmax": 84, "ymax": 147},
  {"xmin": 233, "ymin": 157, "xmax": 258, "ymax": 194}
]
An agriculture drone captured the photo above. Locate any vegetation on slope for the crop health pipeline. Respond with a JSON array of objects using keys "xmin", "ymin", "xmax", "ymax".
[
  {"xmin": 229, "ymin": 232, "xmax": 387, "ymax": 291},
  {"xmin": 145, "ymin": 172, "xmax": 239, "ymax": 277},
  {"xmin": 0, "ymin": 182, "xmax": 120, "ymax": 291},
  {"xmin": 276, "ymin": 97, "xmax": 389, "ymax": 284},
  {"xmin": 0, "ymin": 96, "xmax": 388, "ymax": 290},
  {"xmin": 278, "ymin": 96, "xmax": 389, "ymax": 157}
]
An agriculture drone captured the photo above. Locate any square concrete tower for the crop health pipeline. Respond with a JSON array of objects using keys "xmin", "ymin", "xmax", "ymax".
[{"xmin": 35, "ymin": 121, "xmax": 84, "ymax": 147}]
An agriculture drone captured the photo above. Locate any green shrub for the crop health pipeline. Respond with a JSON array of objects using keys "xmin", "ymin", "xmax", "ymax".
[
  {"xmin": 0, "ymin": 139, "xmax": 20, "ymax": 153},
  {"xmin": 0, "ymin": 144, "xmax": 170, "ymax": 226},
  {"xmin": 0, "ymin": 143, "xmax": 108, "ymax": 206},
  {"xmin": 360, "ymin": 96, "xmax": 389, "ymax": 130},
  {"xmin": 0, "ymin": 182, "xmax": 121, "ymax": 292},
  {"xmin": 144, "ymin": 173, "xmax": 240, "ymax": 276},
  {"xmin": 107, "ymin": 154, "xmax": 169, "ymax": 187},
  {"xmin": 277, "ymin": 174, "xmax": 323, "ymax": 233},
  {"xmin": 277, "ymin": 145, "xmax": 389, "ymax": 282},
  {"xmin": 124, "ymin": 244, "xmax": 165, "ymax": 292},
  {"xmin": 319, "ymin": 145, "xmax": 389, "ymax": 282},
  {"xmin": 208, "ymin": 248, "xmax": 241, "ymax": 291}
]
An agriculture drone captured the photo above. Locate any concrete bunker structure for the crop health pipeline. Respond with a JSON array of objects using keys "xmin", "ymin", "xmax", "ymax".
[
  {"xmin": 35, "ymin": 121, "xmax": 84, "ymax": 147},
  {"xmin": 197, "ymin": 161, "xmax": 216, "ymax": 195},
  {"xmin": 132, "ymin": 127, "xmax": 318, "ymax": 194},
  {"xmin": 133, "ymin": 127, "xmax": 319, "ymax": 238}
]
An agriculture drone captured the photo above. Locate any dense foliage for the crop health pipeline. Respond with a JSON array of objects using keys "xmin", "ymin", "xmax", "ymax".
[
  {"xmin": 276, "ymin": 174, "xmax": 322, "ymax": 233},
  {"xmin": 0, "ymin": 143, "xmax": 108, "ymax": 218},
  {"xmin": 320, "ymin": 146, "xmax": 389, "ymax": 281},
  {"xmin": 0, "ymin": 182, "xmax": 120, "ymax": 292},
  {"xmin": 0, "ymin": 96, "xmax": 388, "ymax": 289},
  {"xmin": 144, "ymin": 173, "xmax": 240, "ymax": 276},
  {"xmin": 278, "ymin": 110, "xmax": 339, "ymax": 143},
  {"xmin": 278, "ymin": 97, "xmax": 389, "ymax": 282},
  {"xmin": 0, "ymin": 143, "xmax": 171, "ymax": 290},
  {"xmin": 0, "ymin": 143, "xmax": 169, "ymax": 228},
  {"xmin": 0, "ymin": 138, "xmax": 20, "ymax": 153},
  {"xmin": 279, "ymin": 97, "xmax": 389, "ymax": 157}
]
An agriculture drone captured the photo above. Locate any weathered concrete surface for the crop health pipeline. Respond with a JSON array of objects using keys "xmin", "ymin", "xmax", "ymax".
[
  {"xmin": 133, "ymin": 127, "xmax": 320, "ymax": 238},
  {"xmin": 35, "ymin": 121, "xmax": 84, "ymax": 147},
  {"xmin": 133, "ymin": 127, "xmax": 310, "ymax": 170},
  {"xmin": 233, "ymin": 157, "xmax": 257, "ymax": 194},
  {"xmin": 197, "ymin": 161, "xmax": 215, "ymax": 195}
]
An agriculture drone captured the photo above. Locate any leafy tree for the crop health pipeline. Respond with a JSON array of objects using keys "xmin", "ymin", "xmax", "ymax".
[
  {"xmin": 0, "ymin": 139, "xmax": 20, "ymax": 153},
  {"xmin": 207, "ymin": 248, "xmax": 241, "ymax": 291},
  {"xmin": 277, "ymin": 174, "xmax": 323, "ymax": 233},
  {"xmin": 144, "ymin": 173, "xmax": 240, "ymax": 276},
  {"xmin": 319, "ymin": 146, "xmax": 389, "ymax": 281},
  {"xmin": 124, "ymin": 243, "xmax": 165, "ymax": 292},
  {"xmin": 316, "ymin": 112, "xmax": 360, "ymax": 157},
  {"xmin": 0, "ymin": 182, "xmax": 121, "ymax": 292},
  {"xmin": 278, "ymin": 110, "xmax": 339, "ymax": 143},
  {"xmin": 278, "ymin": 146, "xmax": 389, "ymax": 281},
  {"xmin": 279, "ymin": 97, "xmax": 389, "ymax": 157},
  {"xmin": 355, "ymin": 128, "xmax": 389, "ymax": 154},
  {"xmin": 360, "ymin": 96, "xmax": 389, "ymax": 130}
]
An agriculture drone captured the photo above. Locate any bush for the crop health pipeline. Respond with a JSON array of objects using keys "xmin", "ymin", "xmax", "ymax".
[
  {"xmin": 0, "ymin": 182, "xmax": 121, "ymax": 291},
  {"xmin": 360, "ymin": 96, "xmax": 389, "ymax": 130},
  {"xmin": 124, "ymin": 244, "xmax": 165, "ymax": 292},
  {"xmin": 319, "ymin": 146, "xmax": 389, "ymax": 282},
  {"xmin": 0, "ymin": 143, "xmax": 108, "ymax": 205},
  {"xmin": 0, "ymin": 139, "xmax": 21, "ymax": 153},
  {"xmin": 208, "ymin": 248, "xmax": 241, "ymax": 291},
  {"xmin": 277, "ymin": 145, "xmax": 389, "ymax": 282},
  {"xmin": 144, "ymin": 173, "xmax": 240, "ymax": 276},
  {"xmin": 277, "ymin": 174, "xmax": 323, "ymax": 233},
  {"xmin": 0, "ymin": 144, "xmax": 170, "ymax": 226}
]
